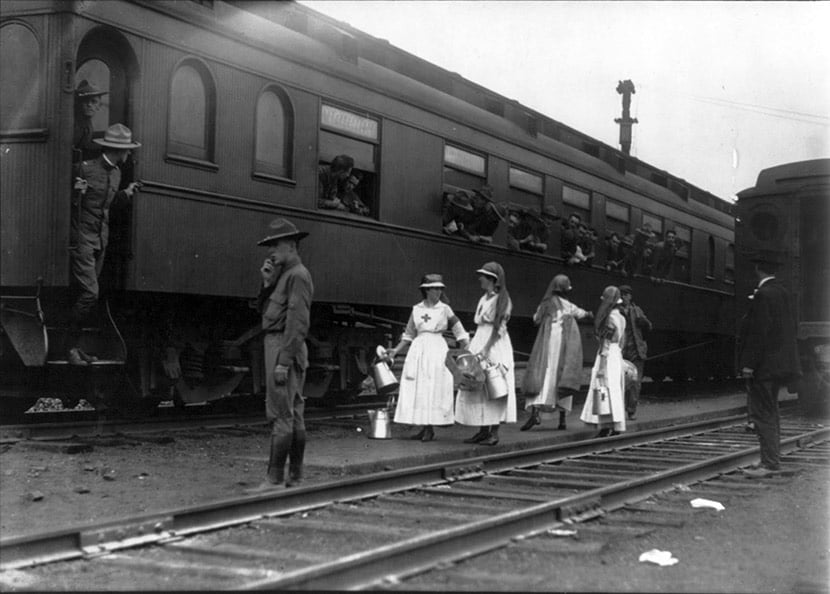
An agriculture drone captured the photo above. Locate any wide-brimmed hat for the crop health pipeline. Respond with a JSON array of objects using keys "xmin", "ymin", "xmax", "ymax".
[
  {"xmin": 75, "ymin": 80, "xmax": 108, "ymax": 98},
  {"xmin": 619, "ymin": 284, "xmax": 633, "ymax": 296},
  {"xmin": 476, "ymin": 262, "xmax": 500, "ymax": 279},
  {"xmin": 448, "ymin": 190, "xmax": 474, "ymax": 211},
  {"xmin": 93, "ymin": 123, "xmax": 141, "ymax": 149},
  {"xmin": 541, "ymin": 206, "xmax": 560, "ymax": 220},
  {"xmin": 257, "ymin": 218, "xmax": 309, "ymax": 246},
  {"xmin": 419, "ymin": 273, "xmax": 445, "ymax": 289},
  {"xmin": 474, "ymin": 185, "xmax": 494, "ymax": 201}
]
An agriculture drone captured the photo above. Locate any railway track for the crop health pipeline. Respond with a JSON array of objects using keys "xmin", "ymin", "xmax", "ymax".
[{"xmin": 2, "ymin": 413, "xmax": 826, "ymax": 590}]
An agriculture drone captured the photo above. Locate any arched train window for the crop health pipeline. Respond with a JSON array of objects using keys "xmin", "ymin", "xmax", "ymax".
[
  {"xmin": 0, "ymin": 22, "xmax": 42, "ymax": 133},
  {"xmin": 168, "ymin": 58, "xmax": 215, "ymax": 165},
  {"xmin": 253, "ymin": 86, "xmax": 293, "ymax": 180},
  {"xmin": 706, "ymin": 236, "xmax": 716, "ymax": 278}
]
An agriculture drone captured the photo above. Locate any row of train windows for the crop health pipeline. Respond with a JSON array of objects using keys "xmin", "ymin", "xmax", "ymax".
[{"xmin": 0, "ymin": 29, "xmax": 734, "ymax": 284}]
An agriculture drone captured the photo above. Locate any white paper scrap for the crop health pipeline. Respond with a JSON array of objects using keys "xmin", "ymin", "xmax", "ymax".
[
  {"xmin": 547, "ymin": 528, "xmax": 578, "ymax": 537},
  {"xmin": 690, "ymin": 497, "xmax": 725, "ymax": 511},
  {"xmin": 639, "ymin": 549, "xmax": 679, "ymax": 566}
]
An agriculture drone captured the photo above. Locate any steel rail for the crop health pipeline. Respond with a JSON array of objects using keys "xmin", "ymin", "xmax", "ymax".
[
  {"xmin": 0, "ymin": 414, "xmax": 817, "ymax": 573},
  {"xmin": 243, "ymin": 425, "xmax": 829, "ymax": 590}
]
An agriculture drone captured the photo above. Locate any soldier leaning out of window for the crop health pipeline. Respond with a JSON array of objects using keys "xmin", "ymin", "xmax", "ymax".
[
  {"xmin": 442, "ymin": 189, "xmax": 477, "ymax": 239},
  {"xmin": 650, "ymin": 229, "xmax": 678, "ymax": 280},
  {"xmin": 466, "ymin": 186, "xmax": 507, "ymax": 244},
  {"xmin": 623, "ymin": 223, "xmax": 655, "ymax": 276},
  {"xmin": 318, "ymin": 154, "xmax": 354, "ymax": 211},
  {"xmin": 560, "ymin": 213, "xmax": 582, "ymax": 263},
  {"xmin": 606, "ymin": 232, "xmax": 627, "ymax": 273},
  {"xmin": 339, "ymin": 172, "xmax": 371, "ymax": 216}
]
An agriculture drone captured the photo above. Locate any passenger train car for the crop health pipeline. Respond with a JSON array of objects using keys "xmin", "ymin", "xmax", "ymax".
[
  {"xmin": 734, "ymin": 159, "xmax": 830, "ymax": 415},
  {"xmin": 1, "ymin": 0, "xmax": 736, "ymax": 415}
]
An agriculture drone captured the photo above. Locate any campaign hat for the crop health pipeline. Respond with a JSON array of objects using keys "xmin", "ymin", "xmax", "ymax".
[
  {"xmin": 448, "ymin": 190, "xmax": 474, "ymax": 211},
  {"xmin": 619, "ymin": 284, "xmax": 633, "ymax": 296},
  {"xmin": 541, "ymin": 206, "xmax": 561, "ymax": 220},
  {"xmin": 93, "ymin": 123, "xmax": 141, "ymax": 149},
  {"xmin": 257, "ymin": 218, "xmax": 309, "ymax": 246},
  {"xmin": 75, "ymin": 80, "xmax": 108, "ymax": 98},
  {"xmin": 474, "ymin": 185, "xmax": 495, "ymax": 201},
  {"xmin": 419, "ymin": 274, "xmax": 446, "ymax": 289}
]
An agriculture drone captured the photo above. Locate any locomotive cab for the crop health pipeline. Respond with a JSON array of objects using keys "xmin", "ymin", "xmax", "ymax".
[{"xmin": 735, "ymin": 159, "xmax": 830, "ymax": 415}]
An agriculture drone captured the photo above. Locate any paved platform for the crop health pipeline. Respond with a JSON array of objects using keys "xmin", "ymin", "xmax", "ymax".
[{"xmin": 252, "ymin": 391, "xmax": 797, "ymax": 476}]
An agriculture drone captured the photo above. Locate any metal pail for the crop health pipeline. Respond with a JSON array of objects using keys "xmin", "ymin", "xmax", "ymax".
[
  {"xmin": 367, "ymin": 408, "xmax": 392, "ymax": 439},
  {"xmin": 484, "ymin": 364, "xmax": 508, "ymax": 399},
  {"xmin": 372, "ymin": 360, "xmax": 399, "ymax": 395}
]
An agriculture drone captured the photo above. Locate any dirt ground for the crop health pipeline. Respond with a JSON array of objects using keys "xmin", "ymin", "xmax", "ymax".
[{"xmin": 1, "ymin": 420, "xmax": 828, "ymax": 592}]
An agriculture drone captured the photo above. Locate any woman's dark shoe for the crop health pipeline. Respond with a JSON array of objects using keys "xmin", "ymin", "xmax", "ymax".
[
  {"xmin": 557, "ymin": 411, "xmax": 567, "ymax": 430},
  {"xmin": 608, "ymin": 430, "xmax": 621, "ymax": 436},
  {"xmin": 421, "ymin": 426, "xmax": 435, "ymax": 442},
  {"xmin": 595, "ymin": 428, "xmax": 611, "ymax": 438},
  {"xmin": 463, "ymin": 428, "xmax": 489, "ymax": 444},
  {"xmin": 409, "ymin": 427, "xmax": 427, "ymax": 440},
  {"xmin": 520, "ymin": 410, "xmax": 541, "ymax": 431},
  {"xmin": 480, "ymin": 434, "xmax": 499, "ymax": 446}
]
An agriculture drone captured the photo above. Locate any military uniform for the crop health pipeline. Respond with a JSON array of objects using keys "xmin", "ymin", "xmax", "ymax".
[
  {"xmin": 258, "ymin": 251, "xmax": 314, "ymax": 484},
  {"xmin": 69, "ymin": 155, "xmax": 126, "ymax": 332}
]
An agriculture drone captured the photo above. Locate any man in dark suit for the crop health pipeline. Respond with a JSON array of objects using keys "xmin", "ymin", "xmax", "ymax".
[{"xmin": 738, "ymin": 252, "xmax": 801, "ymax": 476}]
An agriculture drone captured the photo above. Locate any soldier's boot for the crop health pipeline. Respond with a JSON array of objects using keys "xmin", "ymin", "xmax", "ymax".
[{"xmin": 286, "ymin": 430, "xmax": 306, "ymax": 487}]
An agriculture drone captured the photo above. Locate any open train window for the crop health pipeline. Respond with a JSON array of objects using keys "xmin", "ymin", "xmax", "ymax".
[
  {"xmin": 641, "ymin": 211, "xmax": 663, "ymax": 236},
  {"xmin": 318, "ymin": 103, "xmax": 379, "ymax": 217},
  {"xmin": 673, "ymin": 223, "xmax": 691, "ymax": 282},
  {"xmin": 443, "ymin": 144, "xmax": 487, "ymax": 189},
  {"xmin": 562, "ymin": 184, "xmax": 591, "ymax": 223},
  {"xmin": 253, "ymin": 85, "xmax": 293, "ymax": 182},
  {"xmin": 605, "ymin": 198, "xmax": 629, "ymax": 238},
  {"xmin": 167, "ymin": 58, "xmax": 216, "ymax": 168}
]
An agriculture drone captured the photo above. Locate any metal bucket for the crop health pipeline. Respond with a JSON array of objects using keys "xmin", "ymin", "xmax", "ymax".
[
  {"xmin": 372, "ymin": 360, "xmax": 399, "ymax": 395},
  {"xmin": 367, "ymin": 408, "xmax": 392, "ymax": 439},
  {"xmin": 484, "ymin": 363, "xmax": 508, "ymax": 399}
]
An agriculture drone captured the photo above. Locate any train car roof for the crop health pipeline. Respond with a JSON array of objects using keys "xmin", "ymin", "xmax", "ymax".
[
  {"xmin": 226, "ymin": 0, "xmax": 731, "ymax": 215},
  {"xmin": 737, "ymin": 158, "xmax": 830, "ymax": 199}
]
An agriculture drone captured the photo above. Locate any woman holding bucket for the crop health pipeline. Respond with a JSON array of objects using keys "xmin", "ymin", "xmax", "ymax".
[
  {"xmin": 455, "ymin": 262, "xmax": 516, "ymax": 446},
  {"xmin": 385, "ymin": 274, "xmax": 470, "ymax": 441},
  {"xmin": 579, "ymin": 285, "xmax": 627, "ymax": 437},
  {"xmin": 521, "ymin": 274, "xmax": 592, "ymax": 431}
]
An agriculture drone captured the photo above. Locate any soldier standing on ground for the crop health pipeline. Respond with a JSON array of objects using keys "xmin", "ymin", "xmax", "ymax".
[
  {"xmin": 619, "ymin": 285, "xmax": 652, "ymax": 420},
  {"xmin": 255, "ymin": 218, "xmax": 314, "ymax": 488}
]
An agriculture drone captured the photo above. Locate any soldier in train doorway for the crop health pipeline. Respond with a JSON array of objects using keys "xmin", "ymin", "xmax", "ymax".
[
  {"xmin": 255, "ymin": 219, "xmax": 314, "ymax": 488},
  {"xmin": 738, "ymin": 251, "xmax": 800, "ymax": 477},
  {"xmin": 73, "ymin": 80, "xmax": 107, "ymax": 164},
  {"xmin": 66, "ymin": 123, "xmax": 142, "ymax": 365}
]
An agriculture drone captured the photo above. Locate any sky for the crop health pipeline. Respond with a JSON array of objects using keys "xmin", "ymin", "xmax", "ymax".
[{"xmin": 301, "ymin": 1, "xmax": 830, "ymax": 201}]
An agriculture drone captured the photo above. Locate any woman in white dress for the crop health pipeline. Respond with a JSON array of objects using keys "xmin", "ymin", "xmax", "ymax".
[
  {"xmin": 455, "ymin": 262, "xmax": 516, "ymax": 446},
  {"xmin": 386, "ymin": 274, "xmax": 470, "ymax": 442},
  {"xmin": 580, "ymin": 285, "xmax": 627, "ymax": 437},
  {"xmin": 521, "ymin": 274, "xmax": 592, "ymax": 431}
]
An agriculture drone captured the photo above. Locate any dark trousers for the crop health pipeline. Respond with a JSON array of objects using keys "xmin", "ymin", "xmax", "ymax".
[
  {"xmin": 746, "ymin": 378, "xmax": 781, "ymax": 469},
  {"xmin": 625, "ymin": 358, "xmax": 645, "ymax": 415},
  {"xmin": 264, "ymin": 332, "xmax": 306, "ymax": 442},
  {"xmin": 68, "ymin": 244, "xmax": 106, "ymax": 348}
]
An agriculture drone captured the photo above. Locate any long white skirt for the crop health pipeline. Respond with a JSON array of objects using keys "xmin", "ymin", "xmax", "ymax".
[
  {"xmin": 579, "ymin": 343, "xmax": 626, "ymax": 432},
  {"xmin": 394, "ymin": 332, "xmax": 454, "ymax": 426},
  {"xmin": 455, "ymin": 324, "xmax": 517, "ymax": 426}
]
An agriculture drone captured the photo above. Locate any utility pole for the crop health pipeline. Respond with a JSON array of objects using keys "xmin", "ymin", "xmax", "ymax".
[{"xmin": 615, "ymin": 79, "xmax": 638, "ymax": 155}]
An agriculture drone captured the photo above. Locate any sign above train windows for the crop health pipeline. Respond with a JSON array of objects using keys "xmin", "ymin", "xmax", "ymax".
[
  {"xmin": 444, "ymin": 144, "xmax": 486, "ymax": 177},
  {"xmin": 321, "ymin": 104, "xmax": 378, "ymax": 142},
  {"xmin": 509, "ymin": 166, "xmax": 543, "ymax": 195}
]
